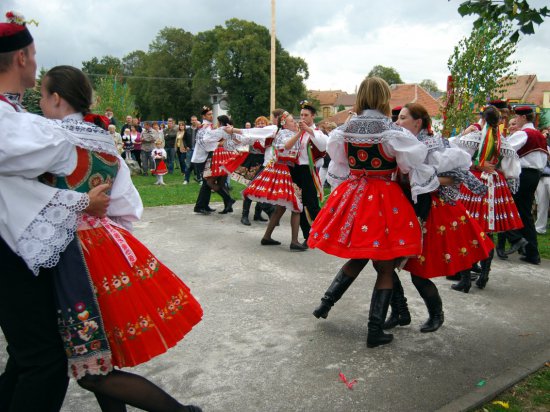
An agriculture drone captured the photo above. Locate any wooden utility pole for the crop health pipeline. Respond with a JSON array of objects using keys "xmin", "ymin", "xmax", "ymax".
[{"xmin": 270, "ymin": 0, "xmax": 276, "ymax": 113}]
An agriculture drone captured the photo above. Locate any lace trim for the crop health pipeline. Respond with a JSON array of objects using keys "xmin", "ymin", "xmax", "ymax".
[
  {"xmin": 16, "ymin": 190, "xmax": 90, "ymax": 275},
  {"xmin": 53, "ymin": 118, "xmax": 119, "ymax": 157},
  {"xmin": 69, "ymin": 352, "xmax": 114, "ymax": 380},
  {"xmin": 507, "ymin": 178, "xmax": 519, "ymax": 194},
  {"xmin": 411, "ymin": 170, "xmax": 438, "ymax": 189},
  {"xmin": 417, "ymin": 130, "xmax": 447, "ymax": 154}
]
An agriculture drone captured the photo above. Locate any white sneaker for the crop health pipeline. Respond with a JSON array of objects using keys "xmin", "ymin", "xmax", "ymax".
[
  {"xmin": 183, "ymin": 181, "xmax": 188, "ymax": 185},
  {"xmin": 160, "ymin": 182, "xmax": 166, "ymax": 186}
]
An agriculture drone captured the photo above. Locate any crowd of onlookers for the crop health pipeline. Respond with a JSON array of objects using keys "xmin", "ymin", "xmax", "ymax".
[{"xmin": 105, "ymin": 109, "xmax": 203, "ymax": 184}]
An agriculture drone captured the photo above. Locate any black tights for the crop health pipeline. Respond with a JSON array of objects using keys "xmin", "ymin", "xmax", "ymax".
[
  {"xmin": 78, "ymin": 370, "xmax": 192, "ymax": 412},
  {"xmin": 341, "ymin": 258, "xmax": 396, "ymax": 289},
  {"xmin": 410, "ymin": 275, "xmax": 438, "ymax": 300}
]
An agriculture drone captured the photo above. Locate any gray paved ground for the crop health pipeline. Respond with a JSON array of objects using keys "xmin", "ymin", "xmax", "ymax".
[{"xmin": 1, "ymin": 203, "xmax": 549, "ymax": 412}]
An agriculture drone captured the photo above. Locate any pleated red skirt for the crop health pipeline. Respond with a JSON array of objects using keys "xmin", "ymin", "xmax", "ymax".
[
  {"xmin": 210, "ymin": 147, "xmax": 246, "ymax": 177},
  {"xmin": 78, "ymin": 224, "xmax": 203, "ymax": 368},
  {"xmin": 307, "ymin": 175, "xmax": 422, "ymax": 260},
  {"xmin": 459, "ymin": 170, "xmax": 523, "ymax": 233},
  {"xmin": 404, "ymin": 193, "xmax": 495, "ymax": 278},
  {"xmin": 242, "ymin": 161, "xmax": 302, "ymax": 212}
]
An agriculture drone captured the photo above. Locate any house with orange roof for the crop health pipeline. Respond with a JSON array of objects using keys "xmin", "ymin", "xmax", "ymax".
[{"xmin": 324, "ymin": 83, "xmax": 443, "ymax": 125}]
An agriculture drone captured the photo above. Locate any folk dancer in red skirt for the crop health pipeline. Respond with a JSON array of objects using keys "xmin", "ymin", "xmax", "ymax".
[
  {"xmin": 239, "ymin": 111, "xmax": 306, "ymax": 250},
  {"xmin": 308, "ymin": 77, "xmax": 438, "ymax": 348},
  {"xmin": 451, "ymin": 105, "xmax": 522, "ymax": 291},
  {"xmin": 39, "ymin": 66, "xmax": 203, "ymax": 411},
  {"xmin": 233, "ymin": 116, "xmax": 275, "ymax": 225},
  {"xmin": 384, "ymin": 103, "xmax": 494, "ymax": 335}
]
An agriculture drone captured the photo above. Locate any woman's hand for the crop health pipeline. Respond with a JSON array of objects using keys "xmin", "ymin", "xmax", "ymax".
[
  {"xmin": 438, "ymin": 176, "xmax": 455, "ymax": 186},
  {"xmin": 477, "ymin": 164, "xmax": 496, "ymax": 173}
]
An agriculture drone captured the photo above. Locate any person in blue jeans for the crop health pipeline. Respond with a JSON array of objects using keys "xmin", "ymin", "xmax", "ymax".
[{"xmin": 163, "ymin": 118, "xmax": 178, "ymax": 174}]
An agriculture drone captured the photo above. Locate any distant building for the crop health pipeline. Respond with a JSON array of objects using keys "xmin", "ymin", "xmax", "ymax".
[
  {"xmin": 500, "ymin": 74, "xmax": 550, "ymax": 126},
  {"xmin": 322, "ymin": 83, "xmax": 443, "ymax": 126}
]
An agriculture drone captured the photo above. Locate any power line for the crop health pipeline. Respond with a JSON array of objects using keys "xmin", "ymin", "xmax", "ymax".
[{"xmin": 86, "ymin": 73, "xmax": 190, "ymax": 81}]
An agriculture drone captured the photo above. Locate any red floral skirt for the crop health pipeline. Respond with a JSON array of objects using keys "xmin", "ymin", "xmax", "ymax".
[
  {"xmin": 209, "ymin": 147, "xmax": 246, "ymax": 177},
  {"xmin": 459, "ymin": 170, "xmax": 523, "ymax": 233},
  {"xmin": 307, "ymin": 175, "xmax": 422, "ymax": 260},
  {"xmin": 404, "ymin": 193, "xmax": 494, "ymax": 278},
  {"xmin": 151, "ymin": 159, "xmax": 167, "ymax": 176},
  {"xmin": 242, "ymin": 161, "xmax": 302, "ymax": 212},
  {"xmin": 78, "ymin": 224, "xmax": 203, "ymax": 369}
]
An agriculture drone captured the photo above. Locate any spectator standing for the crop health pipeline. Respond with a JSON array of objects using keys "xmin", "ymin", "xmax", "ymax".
[
  {"xmin": 152, "ymin": 121, "xmax": 164, "ymax": 146},
  {"xmin": 120, "ymin": 115, "xmax": 133, "ymax": 137},
  {"xmin": 104, "ymin": 107, "xmax": 117, "ymax": 126},
  {"xmin": 176, "ymin": 121, "xmax": 188, "ymax": 177},
  {"xmin": 163, "ymin": 118, "xmax": 178, "ymax": 174},
  {"xmin": 108, "ymin": 124, "xmax": 123, "ymax": 154},
  {"xmin": 130, "ymin": 125, "xmax": 142, "ymax": 169},
  {"xmin": 140, "ymin": 121, "xmax": 156, "ymax": 175},
  {"xmin": 132, "ymin": 116, "xmax": 143, "ymax": 133},
  {"xmin": 184, "ymin": 115, "xmax": 200, "ymax": 184}
]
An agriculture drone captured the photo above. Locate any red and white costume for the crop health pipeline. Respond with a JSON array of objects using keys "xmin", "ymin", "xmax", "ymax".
[
  {"xmin": 402, "ymin": 130, "xmax": 494, "ymax": 278},
  {"xmin": 453, "ymin": 130, "xmax": 523, "ymax": 233},
  {"xmin": 307, "ymin": 110, "xmax": 438, "ymax": 260},
  {"xmin": 243, "ymin": 128, "xmax": 302, "ymax": 212}
]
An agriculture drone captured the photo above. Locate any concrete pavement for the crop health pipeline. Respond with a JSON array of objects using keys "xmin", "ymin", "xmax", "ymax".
[{"xmin": 1, "ymin": 202, "xmax": 549, "ymax": 411}]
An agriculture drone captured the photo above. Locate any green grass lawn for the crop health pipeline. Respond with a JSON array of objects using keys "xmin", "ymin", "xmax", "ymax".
[
  {"xmin": 477, "ymin": 365, "xmax": 550, "ymax": 412},
  {"xmin": 131, "ymin": 172, "xmax": 246, "ymax": 207}
]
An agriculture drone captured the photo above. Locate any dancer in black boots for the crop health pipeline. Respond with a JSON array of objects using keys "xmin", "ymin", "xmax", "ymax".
[
  {"xmin": 396, "ymin": 103, "xmax": 492, "ymax": 330},
  {"xmin": 453, "ymin": 105, "xmax": 523, "ymax": 290},
  {"xmin": 382, "ymin": 271, "xmax": 411, "ymax": 329},
  {"xmin": 308, "ymin": 78, "xmax": 430, "ymax": 348}
]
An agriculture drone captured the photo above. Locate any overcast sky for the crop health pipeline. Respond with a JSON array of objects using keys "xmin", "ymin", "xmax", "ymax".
[{"xmin": 7, "ymin": 0, "xmax": 550, "ymax": 93}]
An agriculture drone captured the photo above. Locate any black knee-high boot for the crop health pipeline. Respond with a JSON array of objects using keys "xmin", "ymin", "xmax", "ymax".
[
  {"xmin": 383, "ymin": 271, "xmax": 411, "ymax": 329},
  {"xmin": 217, "ymin": 187, "xmax": 235, "ymax": 214},
  {"xmin": 241, "ymin": 198, "xmax": 252, "ymax": 225},
  {"xmin": 412, "ymin": 276, "xmax": 444, "ymax": 333},
  {"xmin": 451, "ymin": 270, "xmax": 471, "ymax": 293},
  {"xmin": 476, "ymin": 248, "xmax": 494, "ymax": 289},
  {"xmin": 313, "ymin": 269, "xmax": 356, "ymax": 319},
  {"xmin": 367, "ymin": 289, "xmax": 394, "ymax": 348}
]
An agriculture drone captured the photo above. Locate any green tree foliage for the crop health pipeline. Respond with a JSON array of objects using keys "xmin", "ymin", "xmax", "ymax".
[
  {"xmin": 419, "ymin": 79, "xmax": 440, "ymax": 93},
  {"xmin": 93, "ymin": 74, "xmax": 136, "ymax": 124},
  {"xmin": 454, "ymin": 0, "xmax": 549, "ymax": 42},
  {"xmin": 22, "ymin": 68, "xmax": 46, "ymax": 115},
  {"xmin": 82, "ymin": 55, "xmax": 123, "ymax": 88},
  {"xmin": 191, "ymin": 19, "xmax": 308, "ymax": 124},
  {"xmin": 367, "ymin": 65, "xmax": 403, "ymax": 85},
  {"xmin": 444, "ymin": 19, "xmax": 518, "ymax": 135},
  {"xmin": 134, "ymin": 27, "xmax": 195, "ymax": 121}
]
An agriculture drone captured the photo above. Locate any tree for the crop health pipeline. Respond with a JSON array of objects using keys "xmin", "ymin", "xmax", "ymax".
[
  {"xmin": 444, "ymin": 19, "xmax": 518, "ymax": 135},
  {"xmin": 82, "ymin": 56, "xmax": 123, "ymax": 88},
  {"xmin": 419, "ymin": 79, "xmax": 440, "ymax": 93},
  {"xmin": 191, "ymin": 19, "xmax": 308, "ymax": 125},
  {"xmin": 22, "ymin": 68, "xmax": 47, "ymax": 115},
  {"xmin": 453, "ymin": 0, "xmax": 550, "ymax": 42},
  {"xmin": 367, "ymin": 65, "xmax": 403, "ymax": 85},
  {"xmin": 93, "ymin": 74, "xmax": 136, "ymax": 123}
]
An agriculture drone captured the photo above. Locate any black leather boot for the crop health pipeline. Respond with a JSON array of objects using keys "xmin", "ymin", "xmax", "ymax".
[
  {"xmin": 451, "ymin": 270, "xmax": 471, "ymax": 293},
  {"xmin": 366, "ymin": 289, "xmax": 394, "ymax": 348},
  {"xmin": 313, "ymin": 269, "xmax": 355, "ymax": 319},
  {"xmin": 383, "ymin": 272, "xmax": 411, "ymax": 330},
  {"xmin": 241, "ymin": 198, "xmax": 251, "ymax": 225},
  {"xmin": 420, "ymin": 292, "xmax": 444, "ymax": 333},
  {"xmin": 476, "ymin": 249, "xmax": 493, "ymax": 289}
]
